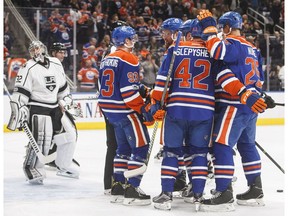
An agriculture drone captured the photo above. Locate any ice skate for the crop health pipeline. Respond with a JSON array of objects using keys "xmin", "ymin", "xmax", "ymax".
[
  {"xmin": 236, "ymin": 176, "xmax": 264, "ymax": 206},
  {"xmin": 183, "ymin": 188, "xmax": 203, "ymax": 211},
  {"xmin": 153, "ymin": 192, "xmax": 172, "ymax": 210},
  {"xmin": 123, "ymin": 185, "xmax": 151, "ymax": 206},
  {"xmin": 200, "ymin": 184, "xmax": 235, "ymax": 212},
  {"xmin": 56, "ymin": 166, "xmax": 79, "ymax": 179},
  {"xmin": 56, "ymin": 160, "xmax": 80, "ymax": 179},
  {"xmin": 46, "ymin": 160, "xmax": 57, "ymax": 169},
  {"xmin": 104, "ymin": 189, "xmax": 111, "ymax": 195},
  {"xmin": 110, "ymin": 182, "xmax": 125, "ymax": 203}
]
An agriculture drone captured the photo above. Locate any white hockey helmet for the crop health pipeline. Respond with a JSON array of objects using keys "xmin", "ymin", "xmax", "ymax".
[{"xmin": 28, "ymin": 40, "xmax": 48, "ymax": 62}]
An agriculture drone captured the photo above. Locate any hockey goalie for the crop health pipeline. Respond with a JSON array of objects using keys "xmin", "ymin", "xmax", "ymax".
[{"xmin": 7, "ymin": 40, "xmax": 81, "ymax": 184}]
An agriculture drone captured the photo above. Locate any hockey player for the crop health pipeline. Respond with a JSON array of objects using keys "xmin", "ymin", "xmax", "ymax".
[
  {"xmin": 153, "ymin": 17, "xmax": 188, "ymax": 197},
  {"xmin": 197, "ymin": 10, "xmax": 268, "ymax": 211},
  {"xmin": 98, "ymin": 26, "xmax": 154, "ymax": 205},
  {"xmin": 7, "ymin": 40, "xmax": 81, "ymax": 184},
  {"xmin": 102, "ymin": 21, "xmax": 129, "ymax": 195},
  {"xmin": 151, "ymin": 18, "xmax": 226, "ymax": 210},
  {"xmin": 46, "ymin": 42, "xmax": 81, "ymax": 171}
]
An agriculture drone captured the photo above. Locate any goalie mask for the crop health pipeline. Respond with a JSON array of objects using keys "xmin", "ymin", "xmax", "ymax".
[{"xmin": 29, "ymin": 40, "xmax": 48, "ymax": 62}]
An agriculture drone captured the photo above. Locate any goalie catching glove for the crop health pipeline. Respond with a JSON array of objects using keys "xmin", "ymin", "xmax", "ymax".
[
  {"xmin": 59, "ymin": 95, "xmax": 83, "ymax": 118},
  {"xmin": 239, "ymin": 89, "xmax": 267, "ymax": 114},
  {"xmin": 197, "ymin": 10, "xmax": 218, "ymax": 40}
]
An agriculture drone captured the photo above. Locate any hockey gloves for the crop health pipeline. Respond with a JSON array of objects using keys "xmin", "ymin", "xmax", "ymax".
[
  {"xmin": 141, "ymin": 103, "xmax": 155, "ymax": 126},
  {"xmin": 139, "ymin": 83, "xmax": 151, "ymax": 99},
  {"xmin": 150, "ymin": 98, "xmax": 166, "ymax": 121},
  {"xmin": 261, "ymin": 92, "xmax": 276, "ymax": 108},
  {"xmin": 239, "ymin": 89, "xmax": 267, "ymax": 114},
  {"xmin": 197, "ymin": 10, "xmax": 218, "ymax": 40},
  {"xmin": 60, "ymin": 95, "xmax": 83, "ymax": 118}
]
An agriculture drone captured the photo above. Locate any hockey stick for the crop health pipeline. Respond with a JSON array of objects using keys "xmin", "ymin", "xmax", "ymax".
[
  {"xmin": 124, "ymin": 121, "xmax": 159, "ymax": 178},
  {"xmin": 73, "ymin": 92, "xmax": 100, "ymax": 101},
  {"xmin": 3, "ymin": 82, "xmax": 56, "ymax": 164},
  {"xmin": 124, "ymin": 32, "xmax": 182, "ymax": 178},
  {"xmin": 274, "ymin": 102, "xmax": 285, "ymax": 106},
  {"xmin": 22, "ymin": 121, "xmax": 57, "ymax": 164},
  {"xmin": 255, "ymin": 141, "xmax": 285, "ymax": 174}
]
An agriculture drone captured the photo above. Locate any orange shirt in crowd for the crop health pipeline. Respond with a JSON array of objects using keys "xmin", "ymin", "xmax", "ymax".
[{"xmin": 77, "ymin": 66, "xmax": 99, "ymax": 89}]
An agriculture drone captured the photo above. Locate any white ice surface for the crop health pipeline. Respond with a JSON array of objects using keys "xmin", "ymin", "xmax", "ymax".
[{"xmin": 4, "ymin": 126, "xmax": 286, "ymax": 216}]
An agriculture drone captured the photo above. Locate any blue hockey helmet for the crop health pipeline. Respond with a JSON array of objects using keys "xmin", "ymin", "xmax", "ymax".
[
  {"xmin": 179, "ymin": 19, "xmax": 202, "ymax": 37},
  {"xmin": 218, "ymin": 11, "xmax": 243, "ymax": 29},
  {"xmin": 112, "ymin": 26, "xmax": 137, "ymax": 47},
  {"xmin": 161, "ymin": 18, "xmax": 183, "ymax": 33},
  {"xmin": 179, "ymin": 19, "xmax": 193, "ymax": 36}
]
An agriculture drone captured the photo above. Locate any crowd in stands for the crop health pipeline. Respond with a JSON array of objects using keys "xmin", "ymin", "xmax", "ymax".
[{"xmin": 4, "ymin": 0, "xmax": 285, "ymax": 92}]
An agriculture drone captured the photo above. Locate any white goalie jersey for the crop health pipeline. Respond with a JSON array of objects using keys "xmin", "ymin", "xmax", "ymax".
[{"xmin": 12, "ymin": 57, "xmax": 70, "ymax": 108}]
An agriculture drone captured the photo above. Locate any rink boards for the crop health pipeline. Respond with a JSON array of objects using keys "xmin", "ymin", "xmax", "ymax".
[{"xmin": 3, "ymin": 92, "xmax": 285, "ymax": 132}]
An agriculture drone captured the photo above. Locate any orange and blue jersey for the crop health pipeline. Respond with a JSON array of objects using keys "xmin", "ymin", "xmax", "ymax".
[
  {"xmin": 153, "ymin": 40, "xmax": 222, "ymax": 121},
  {"xmin": 207, "ymin": 35, "xmax": 265, "ymax": 113},
  {"xmin": 98, "ymin": 49, "xmax": 145, "ymax": 122}
]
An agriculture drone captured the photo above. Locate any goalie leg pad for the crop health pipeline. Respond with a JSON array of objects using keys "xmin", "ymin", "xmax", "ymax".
[
  {"xmin": 23, "ymin": 115, "xmax": 53, "ymax": 183},
  {"xmin": 54, "ymin": 113, "xmax": 79, "ymax": 178}
]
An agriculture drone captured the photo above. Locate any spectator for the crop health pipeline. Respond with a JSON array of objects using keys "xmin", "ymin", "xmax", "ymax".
[
  {"xmin": 270, "ymin": 0, "xmax": 282, "ymax": 27},
  {"xmin": 141, "ymin": 53, "xmax": 159, "ymax": 88},
  {"xmin": 77, "ymin": 2, "xmax": 93, "ymax": 45},
  {"xmin": 270, "ymin": 31, "xmax": 284, "ymax": 66},
  {"xmin": 51, "ymin": 24, "xmax": 73, "ymax": 71},
  {"xmin": 82, "ymin": 45, "xmax": 98, "ymax": 68},
  {"xmin": 252, "ymin": 21, "xmax": 264, "ymax": 35},
  {"xmin": 4, "ymin": 25, "xmax": 13, "ymax": 51},
  {"xmin": 77, "ymin": 58, "xmax": 99, "ymax": 91},
  {"xmin": 135, "ymin": 16, "xmax": 150, "ymax": 48},
  {"xmin": 83, "ymin": 37, "xmax": 98, "ymax": 52},
  {"xmin": 278, "ymin": 64, "xmax": 284, "ymax": 91},
  {"xmin": 153, "ymin": 0, "xmax": 169, "ymax": 20},
  {"xmin": 139, "ymin": 44, "xmax": 150, "ymax": 60}
]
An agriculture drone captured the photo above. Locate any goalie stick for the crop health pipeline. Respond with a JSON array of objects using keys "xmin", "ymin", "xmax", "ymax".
[
  {"xmin": 124, "ymin": 32, "xmax": 182, "ymax": 178},
  {"xmin": 4, "ymin": 83, "xmax": 56, "ymax": 164}
]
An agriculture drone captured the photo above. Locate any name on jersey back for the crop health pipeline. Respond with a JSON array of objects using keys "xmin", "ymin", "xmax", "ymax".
[
  {"xmin": 100, "ymin": 59, "xmax": 118, "ymax": 69},
  {"xmin": 176, "ymin": 48, "xmax": 209, "ymax": 57}
]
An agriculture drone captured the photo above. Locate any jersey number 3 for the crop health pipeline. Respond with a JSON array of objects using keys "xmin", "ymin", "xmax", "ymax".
[{"xmin": 101, "ymin": 69, "xmax": 114, "ymax": 97}]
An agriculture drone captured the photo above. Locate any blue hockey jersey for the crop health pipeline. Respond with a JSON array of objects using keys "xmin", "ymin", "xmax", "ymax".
[
  {"xmin": 153, "ymin": 39, "xmax": 222, "ymax": 121},
  {"xmin": 98, "ymin": 49, "xmax": 145, "ymax": 122},
  {"xmin": 207, "ymin": 35, "xmax": 265, "ymax": 113}
]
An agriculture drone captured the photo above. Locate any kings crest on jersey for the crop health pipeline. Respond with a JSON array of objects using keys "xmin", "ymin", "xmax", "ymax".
[
  {"xmin": 13, "ymin": 56, "xmax": 69, "ymax": 109},
  {"xmin": 98, "ymin": 49, "xmax": 145, "ymax": 122}
]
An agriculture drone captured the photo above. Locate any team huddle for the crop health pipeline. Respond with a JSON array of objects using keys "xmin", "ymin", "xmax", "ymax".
[{"xmin": 8, "ymin": 9, "xmax": 276, "ymax": 212}]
